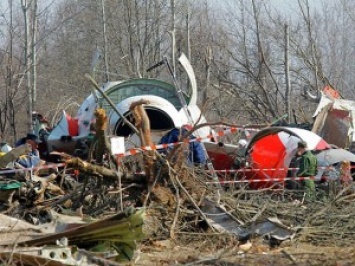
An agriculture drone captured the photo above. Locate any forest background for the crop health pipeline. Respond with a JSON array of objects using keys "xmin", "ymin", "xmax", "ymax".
[{"xmin": 0, "ymin": 0, "xmax": 352, "ymax": 144}]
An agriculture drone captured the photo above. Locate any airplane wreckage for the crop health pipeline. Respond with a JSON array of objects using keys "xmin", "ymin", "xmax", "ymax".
[
  {"xmin": 1, "ymin": 54, "xmax": 355, "ymax": 264},
  {"xmin": 36, "ymin": 53, "xmax": 243, "ymax": 171},
  {"xmin": 36, "ymin": 56, "xmax": 355, "ymax": 187}
]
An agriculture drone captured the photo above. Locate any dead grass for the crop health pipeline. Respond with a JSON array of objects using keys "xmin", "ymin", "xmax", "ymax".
[{"xmin": 135, "ymin": 235, "xmax": 355, "ymax": 266}]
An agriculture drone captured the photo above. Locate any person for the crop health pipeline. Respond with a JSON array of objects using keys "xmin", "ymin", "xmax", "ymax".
[
  {"xmin": 339, "ymin": 160, "xmax": 353, "ymax": 193},
  {"xmin": 237, "ymin": 139, "xmax": 247, "ymax": 152},
  {"xmin": 234, "ymin": 139, "xmax": 248, "ymax": 169},
  {"xmin": 159, "ymin": 124, "xmax": 207, "ymax": 165},
  {"xmin": 314, "ymin": 157, "xmax": 338, "ymax": 198},
  {"xmin": 296, "ymin": 141, "xmax": 318, "ymax": 201},
  {"xmin": 74, "ymin": 124, "xmax": 96, "ymax": 159},
  {"xmin": 15, "ymin": 133, "xmax": 42, "ymax": 168},
  {"xmin": 285, "ymin": 155, "xmax": 302, "ymax": 190}
]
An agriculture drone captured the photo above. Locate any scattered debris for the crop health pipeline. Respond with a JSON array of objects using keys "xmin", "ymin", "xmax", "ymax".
[{"xmin": 1, "ymin": 63, "xmax": 355, "ymax": 265}]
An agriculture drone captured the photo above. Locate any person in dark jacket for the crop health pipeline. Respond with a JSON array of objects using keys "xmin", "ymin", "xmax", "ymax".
[
  {"xmin": 296, "ymin": 140, "xmax": 318, "ymax": 201},
  {"xmin": 159, "ymin": 124, "xmax": 206, "ymax": 165}
]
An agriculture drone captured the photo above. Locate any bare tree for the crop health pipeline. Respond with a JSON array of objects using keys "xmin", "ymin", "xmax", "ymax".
[
  {"xmin": 3, "ymin": 0, "xmax": 355, "ymax": 137},
  {"xmin": 21, "ymin": 0, "xmax": 34, "ymax": 132},
  {"xmin": 101, "ymin": 0, "xmax": 109, "ymax": 81}
]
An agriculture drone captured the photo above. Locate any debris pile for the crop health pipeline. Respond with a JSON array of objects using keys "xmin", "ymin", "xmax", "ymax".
[{"xmin": 0, "ymin": 106, "xmax": 355, "ymax": 265}]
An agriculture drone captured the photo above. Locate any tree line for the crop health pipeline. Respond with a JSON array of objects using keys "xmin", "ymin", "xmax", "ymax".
[{"xmin": 0, "ymin": 0, "xmax": 353, "ymax": 142}]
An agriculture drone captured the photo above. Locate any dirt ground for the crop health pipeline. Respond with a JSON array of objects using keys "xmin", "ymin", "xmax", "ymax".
[{"xmin": 133, "ymin": 235, "xmax": 355, "ymax": 266}]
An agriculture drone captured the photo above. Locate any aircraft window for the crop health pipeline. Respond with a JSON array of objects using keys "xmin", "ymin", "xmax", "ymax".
[{"xmin": 101, "ymin": 83, "xmax": 184, "ymax": 114}]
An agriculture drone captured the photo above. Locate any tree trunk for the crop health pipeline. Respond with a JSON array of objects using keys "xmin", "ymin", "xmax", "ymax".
[
  {"xmin": 31, "ymin": 0, "xmax": 38, "ymax": 106},
  {"xmin": 101, "ymin": 0, "xmax": 110, "ymax": 82},
  {"xmin": 284, "ymin": 24, "xmax": 291, "ymax": 123},
  {"xmin": 21, "ymin": 0, "xmax": 33, "ymax": 133}
]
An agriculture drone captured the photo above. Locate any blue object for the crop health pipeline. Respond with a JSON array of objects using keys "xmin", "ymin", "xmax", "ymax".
[
  {"xmin": 16, "ymin": 150, "xmax": 41, "ymax": 168},
  {"xmin": 159, "ymin": 128, "xmax": 206, "ymax": 165}
]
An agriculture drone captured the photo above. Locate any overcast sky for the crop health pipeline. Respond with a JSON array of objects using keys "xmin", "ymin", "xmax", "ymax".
[{"xmin": 271, "ymin": 0, "xmax": 323, "ymax": 15}]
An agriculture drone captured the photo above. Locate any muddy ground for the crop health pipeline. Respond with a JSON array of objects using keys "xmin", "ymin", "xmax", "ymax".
[{"xmin": 134, "ymin": 235, "xmax": 355, "ymax": 266}]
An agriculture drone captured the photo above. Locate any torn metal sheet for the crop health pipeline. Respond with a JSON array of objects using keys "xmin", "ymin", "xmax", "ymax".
[
  {"xmin": 202, "ymin": 200, "xmax": 296, "ymax": 241},
  {"xmin": 0, "ymin": 144, "xmax": 31, "ymax": 168},
  {"xmin": 312, "ymin": 92, "xmax": 355, "ymax": 145},
  {"xmin": 318, "ymin": 109, "xmax": 350, "ymax": 148},
  {"xmin": 0, "ymin": 214, "xmax": 54, "ymax": 245},
  {"xmin": 0, "ymin": 245, "xmax": 96, "ymax": 266},
  {"xmin": 201, "ymin": 200, "xmax": 246, "ymax": 237},
  {"xmin": 17, "ymin": 208, "xmax": 145, "ymax": 262},
  {"xmin": 51, "ymin": 210, "xmax": 87, "ymax": 233},
  {"xmin": 251, "ymin": 217, "xmax": 296, "ymax": 240}
]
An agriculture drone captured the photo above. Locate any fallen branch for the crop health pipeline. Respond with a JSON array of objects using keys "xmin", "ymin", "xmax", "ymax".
[{"xmin": 65, "ymin": 157, "xmax": 119, "ymax": 182}]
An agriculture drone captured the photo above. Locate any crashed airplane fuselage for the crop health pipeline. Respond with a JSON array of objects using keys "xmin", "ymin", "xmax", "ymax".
[
  {"xmin": 45, "ymin": 54, "xmax": 211, "ymax": 156},
  {"xmin": 76, "ymin": 78, "xmax": 210, "ymax": 149}
]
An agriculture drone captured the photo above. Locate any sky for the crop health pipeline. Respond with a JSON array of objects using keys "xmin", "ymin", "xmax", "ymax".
[
  {"xmin": 0, "ymin": 0, "xmax": 324, "ymax": 18},
  {"xmin": 271, "ymin": 0, "xmax": 323, "ymax": 15}
]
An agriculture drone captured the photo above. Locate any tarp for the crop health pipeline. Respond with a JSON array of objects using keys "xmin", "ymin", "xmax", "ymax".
[{"xmin": 245, "ymin": 127, "xmax": 330, "ymax": 188}]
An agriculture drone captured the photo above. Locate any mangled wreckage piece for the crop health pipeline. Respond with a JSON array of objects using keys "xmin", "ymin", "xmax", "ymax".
[
  {"xmin": 0, "ymin": 242, "xmax": 123, "ymax": 265},
  {"xmin": 0, "ymin": 144, "xmax": 32, "ymax": 168},
  {"xmin": 0, "ymin": 171, "xmax": 65, "ymax": 218},
  {"xmin": 312, "ymin": 85, "xmax": 355, "ymax": 148},
  {"xmin": 14, "ymin": 207, "xmax": 145, "ymax": 262},
  {"xmin": 251, "ymin": 217, "xmax": 296, "ymax": 241},
  {"xmin": 0, "ymin": 213, "xmax": 55, "ymax": 246},
  {"xmin": 201, "ymin": 200, "xmax": 296, "ymax": 243},
  {"xmin": 0, "ymin": 180, "xmax": 22, "ymax": 206},
  {"xmin": 0, "ymin": 246, "xmax": 96, "ymax": 266}
]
